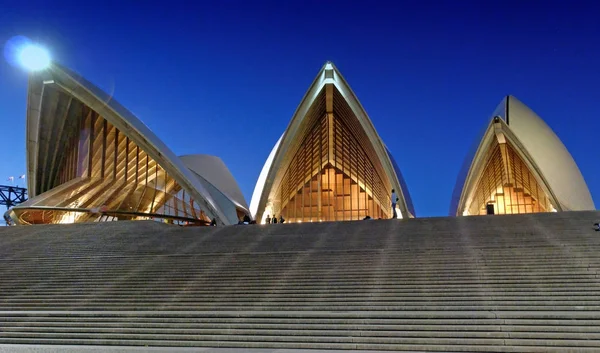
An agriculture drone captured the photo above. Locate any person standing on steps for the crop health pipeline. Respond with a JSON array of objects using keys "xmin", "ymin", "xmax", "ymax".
[
  {"xmin": 242, "ymin": 215, "xmax": 251, "ymax": 225},
  {"xmin": 391, "ymin": 189, "xmax": 398, "ymax": 219},
  {"xmin": 279, "ymin": 215, "xmax": 285, "ymax": 224},
  {"xmin": 265, "ymin": 215, "xmax": 271, "ymax": 224}
]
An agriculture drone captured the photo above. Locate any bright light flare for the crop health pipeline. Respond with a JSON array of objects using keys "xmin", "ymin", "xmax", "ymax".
[
  {"xmin": 18, "ymin": 45, "xmax": 50, "ymax": 71},
  {"xmin": 4, "ymin": 36, "xmax": 51, "ymax": 71}
]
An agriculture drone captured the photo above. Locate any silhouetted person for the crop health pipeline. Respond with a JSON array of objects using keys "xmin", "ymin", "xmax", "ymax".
[
  {"xmin": 391, "ymin": 189, "xmax": 398, "ymax": 219},
  {"xmin": 210, "ymin": 218, "xmax": 217, "ymax": 226},
  {"xmin": 265, "ymin": 215, "xmax": 271, "ymax": 224},
  {"xmin": 363, "ymin": 215, "xmax": 372, "ymax": 220},
  {"xmin": 272, "ymin": 217, "xmax": 278, "ymax": 224},
  {"xmin": 3, "ymin": 212, "xmax": 11, "ymax": 226},
  {"xmin": 594, "ymin": 222, "xmax": 600, "ymax": 231},
  {"xmin": 279, "ymin": 215, "xmax": 285, "ymax": 224},
  {"xmin": 243, "ymin": 215, "xmax": 251, "ymax": 225}
]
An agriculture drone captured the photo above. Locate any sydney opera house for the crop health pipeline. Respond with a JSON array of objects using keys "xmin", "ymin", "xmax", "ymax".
[
  {"xmin": 249, "ymin": 62, "xmax": 415, "ymax": 223},
  {"xmin": 450, "ymin": 95, "xmax": 595, "ymax": 216},
  {"xmin": 6, "ymin": 63, "xmax": 250, "ymax": 226},
  {"xmin": 5, "ymin": 61, "xmax": 595, "ymax": 225}
]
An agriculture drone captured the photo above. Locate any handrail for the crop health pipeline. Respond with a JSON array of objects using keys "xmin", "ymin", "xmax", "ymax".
[{"xmin": 11, "ymin": 205, "xmax": 209, "ymax": 225}]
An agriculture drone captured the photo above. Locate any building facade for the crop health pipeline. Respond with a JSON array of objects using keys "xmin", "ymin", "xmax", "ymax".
[
  {"xmin": 9, "ymin": 64, "xmax": 593, "ymax": 225},
  {"xmin": 450, "ymin": 95, "xmax": 595, "ymax": 216},
  {"xmin": 7, "ymin": 63, "xmax": 248, "ymax": 225},
  {"xmin": 250, "ymin": 62, "xmax": 414, "ymax": 223}
]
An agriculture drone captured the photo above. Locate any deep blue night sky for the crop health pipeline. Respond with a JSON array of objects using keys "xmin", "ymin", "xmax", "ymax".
[{"xmin": 1, "ymin": 0, "xmax": 598, "ymax": 216}]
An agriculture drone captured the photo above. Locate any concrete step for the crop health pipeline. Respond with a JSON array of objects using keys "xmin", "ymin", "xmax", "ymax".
[
  {"xmin": 4, "ymin": 294, "xmax": 600, "ymax": 301},
  {"xmin": 3, "ymin": 320, "xmax": 600, "ymax": 333},
  {"xmin": 1, "ymin": 211, "xmax": 599, "ymax": 351},
  {"xmin": 3, "ymin": 310, "xmax": 600, "ymax": 320},
  {"xmin": 3, "ymin": 265, "xmax": 599, "ymax": 275},
  {"xmin": 2, "ymin": 335, "xmax": 600, "ymax": 351}
]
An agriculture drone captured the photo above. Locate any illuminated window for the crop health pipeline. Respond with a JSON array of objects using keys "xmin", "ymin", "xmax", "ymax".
[
  {"xmin": 269, "ymin": 85, "xmax": 392, "ymax": 222},
  {"xmin": 466, "ymin": 139, "xmax": 555, "ymax": 216},
  {"xmin": 15, "ymin": 86, "xmax": 211, "ymax": 225}
]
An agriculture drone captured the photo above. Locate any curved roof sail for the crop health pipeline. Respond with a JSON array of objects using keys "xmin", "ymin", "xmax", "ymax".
[
  {"xmin": 180, "ymin": 154, "xmax": 249, "ymax": 213},
  {"xmin": 13, "ymin": 62, "xmax": 241, "ymax": 225},
  {"xmin": 451, "ymin": 95, "xmax": 594, "ymax": 216},
  {"xmin": 250, "ymin": 62, "xmax": 414, "ymax": 222}
]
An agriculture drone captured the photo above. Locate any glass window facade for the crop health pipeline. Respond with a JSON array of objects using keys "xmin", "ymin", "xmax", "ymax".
[
  {"xmin": 268, "ymin": 84, "xmax": 393, "ymax": 222},
  {"xmin": 466, "ymin": 138, "xmax": 555, "ymax": 216},
  {"xmin": 15, "ymin": 85, "xmax": 212, "ymax": 225}
]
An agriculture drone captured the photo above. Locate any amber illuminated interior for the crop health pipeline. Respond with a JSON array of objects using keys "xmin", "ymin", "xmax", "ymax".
[
  {"xmin": 466, "ymin": 138, "xmax": 555, "ymax": 216},
  {"xmin": 266, "ymin": 84, "xmax": 394, "ymax": 222},
  {"xmin": 14, "ymin": 84, "xmax": 211, "ymax": 225}
]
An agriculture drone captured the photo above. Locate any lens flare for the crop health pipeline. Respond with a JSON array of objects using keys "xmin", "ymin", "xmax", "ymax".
[
  {"xmin": 3, "ymin": 36, "xmax": 51, "ymax": 71},
  {"xmin": 18, "ymin": 44, "xmax": 51, "ymax": 71}
]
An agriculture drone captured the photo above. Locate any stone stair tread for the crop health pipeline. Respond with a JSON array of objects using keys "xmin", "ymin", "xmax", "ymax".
[{"xmin": 1, "ymin": 211, "xmax": 600, "ymax": 351}]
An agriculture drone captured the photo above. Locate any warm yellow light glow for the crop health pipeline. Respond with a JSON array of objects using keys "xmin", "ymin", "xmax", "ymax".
[
  {"xmin": 466, "ymin": 140, "xmax": 555, "ymax": 216},
  {"xmin": 58, "ymin": 212, "xmax": 76, "ymax": 224}
]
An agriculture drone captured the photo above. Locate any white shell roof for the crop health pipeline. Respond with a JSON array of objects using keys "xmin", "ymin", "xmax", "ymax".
[
  {"xmin": 250, "ymin": 62, "xmax": 414, "ymax": 220},
  {"xmin": 450, "ymin": 95, "xmax": 594, "ymax": 215},
  {"xmin": 179, "ymin": 154, "xmax": 249, "ymax": 212},
  {"xmin": 503, "ymin": 96, "xmax": 594, "ymax": 211},
  {"xmin": 25, "ymin": 62, "xmax": 234, "ymax": 224}
]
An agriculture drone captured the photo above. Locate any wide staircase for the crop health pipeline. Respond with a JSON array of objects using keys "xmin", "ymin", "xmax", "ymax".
[{"xmin": 0, "ymin": 211, "xmax": 599, "ymax": 352}]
